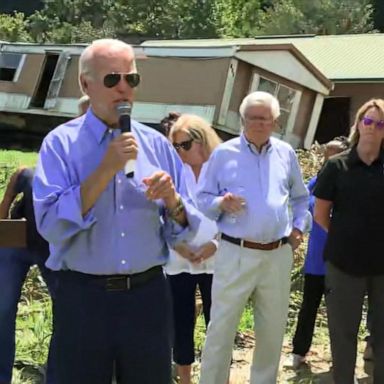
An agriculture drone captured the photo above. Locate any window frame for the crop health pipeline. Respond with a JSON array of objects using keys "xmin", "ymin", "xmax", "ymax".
[
  {"xmin": 0, "ymin": 52, "xmax": 26, "ymax": 82},
  {"xmin": 249, "ymin": 73, "xmax": 302, "ymax": 138}
]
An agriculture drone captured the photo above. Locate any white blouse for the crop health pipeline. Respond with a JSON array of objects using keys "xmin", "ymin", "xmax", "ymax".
[{"xmin": 165, "ymin": 162, "xmax": 218, "ymax": 275}]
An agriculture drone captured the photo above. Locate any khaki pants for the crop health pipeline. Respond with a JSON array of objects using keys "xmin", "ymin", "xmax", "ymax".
[{"xmin": 199, "ymin": 240, "xmax": 293, "ymax": 384}]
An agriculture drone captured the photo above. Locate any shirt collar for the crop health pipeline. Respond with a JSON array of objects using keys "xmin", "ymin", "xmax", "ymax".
[
  {"xmin": 348, "ymin": 146, "xmax": 384, "ymax": 166},
  {"xmin": 240, "ymin": 132, "xmax": 272, "ymax": 155},
  {"xmin": 85, "ymin": 108, "xmax": 119, "ymax": 144}
]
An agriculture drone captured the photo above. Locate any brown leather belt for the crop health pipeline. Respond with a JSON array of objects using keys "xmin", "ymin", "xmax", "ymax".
[{"xmin": 221, "ymin": 233, "xmax": 288, "ymax": 251}]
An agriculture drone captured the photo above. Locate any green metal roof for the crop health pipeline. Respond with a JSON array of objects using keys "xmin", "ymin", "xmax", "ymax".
[{"xmin": 143, "ymin": 34, "xmax": 384, "ymax": 81}]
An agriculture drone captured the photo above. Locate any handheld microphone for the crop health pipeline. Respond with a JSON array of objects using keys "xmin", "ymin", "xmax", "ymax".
[{"xmin": 116, "ymin": 102, "xmax": 135, "ymax": 178}]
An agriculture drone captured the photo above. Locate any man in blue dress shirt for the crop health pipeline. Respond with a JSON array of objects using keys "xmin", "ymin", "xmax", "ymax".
[
  {"xmin": 197, "ymin": 91, "xmax": 310, "ymax": 384},
  {"xmin": 33, "ymin": 39, "xmax": 201, "ymax": 384}
]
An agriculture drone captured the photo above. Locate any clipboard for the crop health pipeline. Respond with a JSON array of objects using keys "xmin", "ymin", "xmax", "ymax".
[{"xmin": 0, "ymin": 219, "xmax": 27, "ymax": 247}]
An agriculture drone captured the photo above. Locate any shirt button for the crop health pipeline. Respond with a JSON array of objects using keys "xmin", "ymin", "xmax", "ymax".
[
  {"xmin": 121, "ymin": 260, "xmax": 126, "ymax": 265},
  {"xmin": 117, "ymin": 179, "xmax": 122, "ymax": 184},
  {"xmin": 120, "ymin": 205, "xmax": 124, "ymax": 210},
  {"xmin": 121, "ymin": 232, "xmax": 125, "ymax": 237}
]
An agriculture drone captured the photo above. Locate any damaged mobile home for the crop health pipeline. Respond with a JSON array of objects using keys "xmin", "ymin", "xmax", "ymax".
[{"xmin": 2, "ymin": 35, "xmax": 382, "ymax": 149}]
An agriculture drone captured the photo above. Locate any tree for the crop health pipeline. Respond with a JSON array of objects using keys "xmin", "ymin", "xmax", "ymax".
[
  {"xmin": 0, "ymin": 12, "xmax": 31, "ymax": 42},
  {"xmin": 371, "ymin": 0, "xmax": 384, "ymax": 32},
  {"xmin": 28, "ymin": 0, "xmax": 117, "ymax": 43},
  {"xmin": 0, "ymin": 0, "xmax": 43, "ymax": 16},
  {"xmin": 27, "ymin": 0, "xmax": 218, "ymax": 42},
  {"xmin": 213, "ymin": 0, "xmax": 262, "ymax": 37},
  {"xmin": 255, "ymin": 0, "xmax": 376, "ymax": 36}
]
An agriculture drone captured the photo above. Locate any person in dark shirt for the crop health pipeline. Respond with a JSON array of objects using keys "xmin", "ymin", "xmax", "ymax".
[
  {"xmin": 0, "ymin": 166, "xmax": 56, "ymax": 384},
  {"xmin": 291, "ymin": 138, "xmax": 348, "ymax": 369},
  {"xmin": 314, "ymin": 98, "xmax": 384, "ymax": 384},
  {"xmin": 159, "ymin": 112, "xmax": 181, "ymax": 137}
]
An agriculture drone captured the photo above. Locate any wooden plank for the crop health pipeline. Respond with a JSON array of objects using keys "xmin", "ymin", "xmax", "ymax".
[{"xmin": 0, "ymin": 219, "xmax": 27, "ymax": 247}]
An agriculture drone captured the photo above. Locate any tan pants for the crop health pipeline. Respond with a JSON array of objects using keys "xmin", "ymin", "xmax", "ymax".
[{"xmin": 199, "ymin": 240, "xmax": 293, "ymax": 384}]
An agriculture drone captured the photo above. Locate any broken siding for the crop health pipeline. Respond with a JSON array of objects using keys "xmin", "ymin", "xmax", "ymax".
[
  {"xmin": 135, "ymin": 56, "xmax": 229, "ymax": 106},
  {"xmin": 58, "ymin": 55, "xmax": 82, "ymax": 98},
  {"xmin": 0, "ymin": 54, "xmax": 44, "ymax": 95}
]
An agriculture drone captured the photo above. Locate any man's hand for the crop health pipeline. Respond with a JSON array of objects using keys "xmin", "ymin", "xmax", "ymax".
[
  {"xmin": 81, "ymin": 133, "xmax": 137, "ymax": 215},
  {"xmin": 174, "ymin": 243, "xmax": 197, "ymax": 262},
  {"xmin": 288, "ymin": 228, "xmax": 303, "ymax": 250},
  {"xmin": 143, "ymin": 171, "xmax": 187, "ymax": 226},
  {"xmin": 142, "ymin": 171, "xmax": 177, "ymax": 208},
  {"xmin": 193, "ymin": 241, "xmax": 217, "ymax": 264},
  {"xmin": 219, "ymin": 193, "xmax": 246, "ymax": 214},
  {"xmin": 101, "ymin": 132, "xmax": 138, "ymax": 175}
]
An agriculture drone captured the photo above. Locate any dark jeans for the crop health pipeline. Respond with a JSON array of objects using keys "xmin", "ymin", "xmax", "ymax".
[
  {"xmin": 168, "ymin": 273, "xmax": 213, "ymax": 365},
  {"xmin": 54, "ymin": 270, "xmax": 173, "ymax": 384},
  {"xmin": 292, "ymin": 274, "xmax": 325, "ymax": 356},
  {"xmin": 0, "ymin": 247, "xmax": 56, "ymax": 384},
  {"xmin": 325, "ymin": 262, "xmax": 384, "ymax": 384}
]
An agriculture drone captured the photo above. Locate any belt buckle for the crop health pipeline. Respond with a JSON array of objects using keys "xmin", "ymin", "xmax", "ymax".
[
  {"xmin": 126, "ymin": 277, "xmax": 131, "ymax": 290},
  {"xmin": 240, "ymin": 239, "xmax": 245, "ymax": 248}
]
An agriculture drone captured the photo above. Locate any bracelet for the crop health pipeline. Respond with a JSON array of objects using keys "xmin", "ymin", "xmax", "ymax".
[
  {"xmin": 210, "ymin": 239, "xmax": 219, "ymax": 249},
  {"xmin": 167, "ymin": 195, "xmax": 185, "ymax": 219}
]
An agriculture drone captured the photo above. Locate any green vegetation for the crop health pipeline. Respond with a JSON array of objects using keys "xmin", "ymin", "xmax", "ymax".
[
  {"xmin": 0, "ymin": 0, "xmax": 381, "ymax": 44},
  {"xmin": 0, "ymin": 150, "xmax": 37, "ymax": 198}
]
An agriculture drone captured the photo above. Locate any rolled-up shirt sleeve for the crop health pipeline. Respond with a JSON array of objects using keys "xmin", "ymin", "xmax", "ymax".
[
  {"xmin": 33, "ymin": 134, "xmax": 96, "ymax": 245},
  {"xmin": 289, "ymin": 149, "xmax": 311, "ymax": 233}
]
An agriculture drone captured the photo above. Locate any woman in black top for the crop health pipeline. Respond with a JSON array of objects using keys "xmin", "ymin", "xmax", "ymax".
[{"xmin": 314, "ymin": 99, "xmax": 384, "ymax": 384}]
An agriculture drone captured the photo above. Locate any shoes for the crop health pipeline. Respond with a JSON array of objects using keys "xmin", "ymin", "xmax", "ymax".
[
  {"xmin": 292, "ymin": 354, "xmax": 306, "ymax": 369},
  {"xmin": 363, "ymin": 343, "xmax": 374, "ymax": 361}
]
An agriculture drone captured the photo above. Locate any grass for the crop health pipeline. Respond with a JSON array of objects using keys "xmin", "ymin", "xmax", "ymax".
[{"xmin": 0, "ymin": 149, "xmax": 38, "ymax": 198}]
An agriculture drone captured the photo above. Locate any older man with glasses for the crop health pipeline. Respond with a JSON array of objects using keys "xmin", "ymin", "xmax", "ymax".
[
  {"xmin": 33, "ymin": 39, "xmax": 203, "ymax": 384},
  {"xmin": 197, "ymin": 91, "xmax": 310, "ymax": 384}
]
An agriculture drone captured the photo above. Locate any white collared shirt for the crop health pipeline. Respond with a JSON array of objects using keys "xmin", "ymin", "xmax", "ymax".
[{"xmin": 165, "ymin": 162, "xmax": 218, "ymax": 275}]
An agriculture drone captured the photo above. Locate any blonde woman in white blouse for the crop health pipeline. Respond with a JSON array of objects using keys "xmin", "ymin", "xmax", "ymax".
[{"xmin": 167, "ymin": 114, "xmax": 222, "ymax": 384}]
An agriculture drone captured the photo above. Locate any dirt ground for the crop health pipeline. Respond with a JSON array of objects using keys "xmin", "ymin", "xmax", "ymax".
[
  {"xmin": 197, "ymin": 331, "xmax": 374, "ymax": 384},
  {"xmin": 18, "ymin": 331, "xmax": 374, "ymax": 384}
]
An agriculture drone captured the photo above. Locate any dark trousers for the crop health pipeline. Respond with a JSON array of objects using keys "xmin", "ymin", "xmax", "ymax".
[
  {"xmin": 0, "ymin": 248, "xmax": 56, "ymax": 384},
  {"xmin": 168, "ymin": 273, "xmax": 213, "ymax": 365},
  {"xmin": 292, "ymin": 274, "xmax": 325, "ymax": 356},
  {"xmin": 325, "ymin": 262, "xmax": 384, "ymax": 384},
  {"xmin": 54, "ymin": 270, "xmax": 172, "ymax": 384}
]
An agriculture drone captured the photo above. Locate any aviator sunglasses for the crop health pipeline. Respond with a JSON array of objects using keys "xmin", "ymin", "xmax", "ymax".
[
  {"xmin": 173, "ymin": 138, "xmax": 194, "ymax": 152},
  {"xmin": 362, "ymin": 116, "xmax": 384, "ymax": 130},
  {"xmin": 103, "ymin": 72, "xmax": 141, "ymax": 88}
]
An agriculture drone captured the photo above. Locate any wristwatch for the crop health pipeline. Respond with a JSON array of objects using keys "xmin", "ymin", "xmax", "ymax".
[{"xmin": 167, "ymin": 195, "xmax": 185, "ymax": 219}]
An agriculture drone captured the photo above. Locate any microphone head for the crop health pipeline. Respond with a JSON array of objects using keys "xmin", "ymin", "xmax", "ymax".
[{"xmin": 116, "ymin": 102, "xmax": 132, "ymax": 117}]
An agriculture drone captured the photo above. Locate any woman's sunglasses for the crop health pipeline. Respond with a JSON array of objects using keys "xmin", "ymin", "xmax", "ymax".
[
  {"xmin": 362, "ymin": 116, "xmax": 384, "ymax": 130},
  {"xmin": 103, "ymin": 73, "xmax": 141, "ymax": 88},
  {"xmin": 173, "ymin": 139, "xmax": 194, "ymax": 152}
]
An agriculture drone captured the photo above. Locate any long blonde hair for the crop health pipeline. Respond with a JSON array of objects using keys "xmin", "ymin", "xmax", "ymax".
[
  {"xmin": 169, "ymin": 114, "xmax": 222, "ymax": 158},
  {"xmin": 349, "ymin": 99, "xmax": 384, "ymax": 146}
]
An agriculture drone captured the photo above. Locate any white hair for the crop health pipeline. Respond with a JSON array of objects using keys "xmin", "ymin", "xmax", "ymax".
[
  {"xmin": 78, "ymin": 39, "xmax": 136, "ymax": 93},
  {"xmin": 239, "ymin": 91, "xmax": 280, "ymax": 120}
]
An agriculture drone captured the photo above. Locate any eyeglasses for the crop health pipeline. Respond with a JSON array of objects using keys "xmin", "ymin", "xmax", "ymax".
[
  {"xmin": 103, "ymin": 73, "xmax": 141, "ymax": 88},
  {"xmin": 362, "ymin": 116, "xmax": 384, "ymax": 130},
  {"xmin": 244, "ymin": 115, "xmax": 274, "ymax": 124},
  {"xmin": 173, "ymin": 139, "xmax": 194, "ymax": 152}
]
